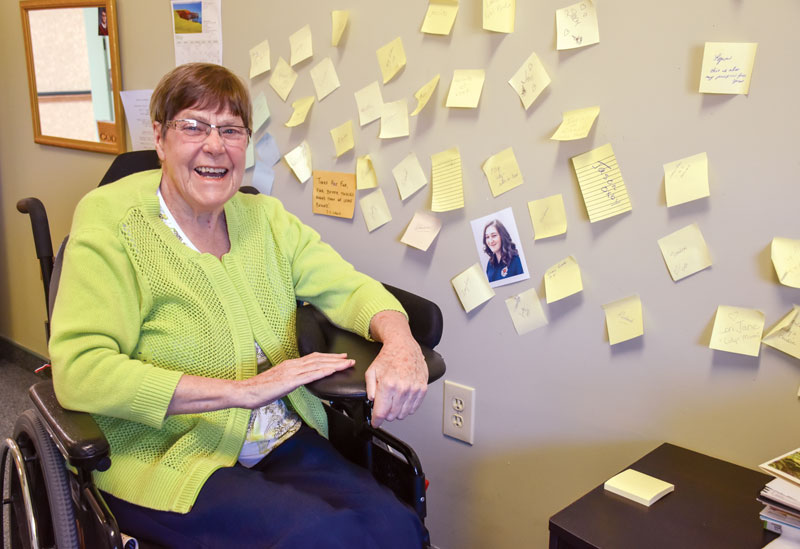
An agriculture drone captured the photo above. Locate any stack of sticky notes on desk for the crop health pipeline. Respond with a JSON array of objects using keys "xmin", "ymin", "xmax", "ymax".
[{"xmin": 604, "ymin": 468, "xmax": 675, "ymax": 506}]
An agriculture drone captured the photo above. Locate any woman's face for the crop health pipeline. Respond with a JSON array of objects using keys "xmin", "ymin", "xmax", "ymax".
[
  {"xmin": 484, "ymin": 225, "xmax": 501, "ymax": 255},
  {"xmin": 154, "ymin": 106, "xmax": 246, "ymax": 215}
]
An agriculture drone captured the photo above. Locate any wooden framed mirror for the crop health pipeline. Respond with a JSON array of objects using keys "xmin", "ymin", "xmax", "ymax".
[{"xmin": 20, "ymin": 0, "xmax": 125, "ymax": 154}]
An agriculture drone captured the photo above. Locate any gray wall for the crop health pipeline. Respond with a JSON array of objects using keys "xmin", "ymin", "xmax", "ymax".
[{"xmin": 2, "ymin": 1, "xmax": 799, "ymax": 547}]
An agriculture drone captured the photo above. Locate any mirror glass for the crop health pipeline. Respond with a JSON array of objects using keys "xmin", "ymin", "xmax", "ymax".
[{"xmin": 21, "ymin": 0, "xmax": 125, "ymax": 154}]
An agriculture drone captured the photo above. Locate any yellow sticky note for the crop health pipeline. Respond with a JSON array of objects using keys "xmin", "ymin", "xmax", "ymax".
[
  {"xmin": 571, "ymin": 144, "xmax": 632, "ymax": 223},
  {"xmin": 401, "ymin": 211, "xmax": 442, "ymax": 251},
  {"xmin": 603, "ymin": 295, "xmax": 644, "ymax": 345},
  {"xmin": 252, "ymin": 92, "xmax": 270, "ymax": 132},
  {"xmin": 411, "ymin": 74, "xmax": 440, "ymax": 116},
  {"xmin": 356, "ymin": 154, "xmax": 378, "ymax": 190},
  {"xmin": 505, "ymin": 288, "xmax": 548, "ymax": 335},
  {"xmin": 709, "ymin": 305, "xmax": 765, "ymax": 357},
  {"xmin": 284, "ymin": 140, "xmax": 312, "ymax": 183},
  {"xmin": 310, "ymin": 57, "xmax": 340, "ymax": 101},
  {"xmin": 249, "ymin": 39, "xmax": 271, "ymax": 79},
  {"xmin": 604, "ymin": 469, "xmax": 674, "ymax": 507},
  {"xmin": 359, "ymin": 189, "xmax": 392, "ymax": 232},
  {"xmin": 528, "ymin": 194, "xmax": 567, "ymax": 240},
  {"xmin": 544, "ymin": 256, "xmax": 583, "ymax": 303},
  {"xmin": 354, "ymin": 81, "xmax": 383, "ymax": 126},
  {"xmin": 550, "ymin": 106, "xmax": 600, "ymax": 141},
  {"xmin": 331, "ymin": 10, "xmax": 349, "ymax": 46},
  {"xmin": 289, "ymin": 24, "xmax": 313, "ymax": 66},
  {"xmin": 508, "ymin": 51, "xmax": 550, "ymax": 110},
  {"xmin": 699, "ymin": 42, "xmax": 758, "ymax": 95},
  {"xmin": 312, "ymin": 170, "xmax": 356, "ymax": 219},
  {"xmin": 330, "ymin": 120, "xmax": 354, "ymax": 157},
  {"xmin": 664, "ymin": 152, "xmax": 709, "ymax": 207},
  {"xmin": 446, "ymin": 70, "xmax": 486, "ymax": 108},
  {"xmin": 762, "ymin": 305, "xmax": 800, "ymax": 361},
  {"xmin": 376, "ymin": 37, "xmax": 406, "ymax": 84},
  {"xmin": 657, "ymin": 223, "xmax": 712, "ymax": 281},
  {"xmin": 771, "ymin": 237, "xmax": 800, "ymax": 288},
  {"xmin": 422, "ymin": 0, "xmax": 459, "ymax": 35},
  {"xmin": 482, "ymin": 147, "xmax": 523, "ymax": 197},
  {"xmin": 269, "ymin": 57, "xmax": 298, "ymax": 102},
  {"xmin": 379, "ymin": 99, "xmax": 409, "ymax": 139},
  {"xmin": 392, "ymin": 153, "xmax": 428, "ymax": 200},
  {"xmin": 285, "ymin": 96, "xmax": 314, "ymax": 128},
  {"xmin": 452, "ymin": 263, "xmax": 495, "ymax": 313},
  {"xmin": 431, "ymin": 147, "xmax": 465, "ymax": 212},
  {"xmin": 556, "ymin": 0, "xmax": 600, "ymax": 50},
  {"xmin": 483, "ymin": 0, "xmax": 515, "ymax": 33}
]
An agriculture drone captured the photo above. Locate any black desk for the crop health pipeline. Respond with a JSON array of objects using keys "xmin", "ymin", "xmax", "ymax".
[{"xmin": 549, "ymin": 443, "xmax": 778, "ymax": 549}]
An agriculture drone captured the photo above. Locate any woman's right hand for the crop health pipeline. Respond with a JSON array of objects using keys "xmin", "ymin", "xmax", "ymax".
[
  {"xmin": 239, "ymin": 352, "xmax": 354, "ymax": 408},
  {"xmin": 166, "ymin": 353, "xmax": 353, "ymax": 416}
]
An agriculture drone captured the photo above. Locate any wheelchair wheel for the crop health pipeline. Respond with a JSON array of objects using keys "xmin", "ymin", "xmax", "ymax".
[{"xmin": 3, "ymin": 409, "xmax": 79, "ymax": 549}]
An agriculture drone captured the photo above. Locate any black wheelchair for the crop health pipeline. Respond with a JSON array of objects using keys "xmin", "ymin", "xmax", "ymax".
[{"xmin": 2, "ymin": 150, "xmax": 446, "ymax": 549}]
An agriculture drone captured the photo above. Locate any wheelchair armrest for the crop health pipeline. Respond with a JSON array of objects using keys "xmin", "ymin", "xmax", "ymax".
[
  {"xmin": 28, "ymin": 380, "xmax": 111, "ymax": 472},
  {"xmin": 298, "ymin": 285, "xmax": 446, "ymax": 401}
]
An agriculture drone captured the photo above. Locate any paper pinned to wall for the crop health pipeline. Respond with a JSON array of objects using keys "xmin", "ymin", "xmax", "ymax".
[
  {"xmin": 762, "ymin": 305, "xmax": 800, "ymax": 361},
  {"xmin": 664, "ymin": 152, "xmax": 710, "ymax": 207},
  {"xmin": 269, "ymin": 57, "xmax": 298, "ymax": 102},
  {"xmin": 354, "ymin": 81, "xmax": 383, "ymax": 126},
  {"xmin": 446, "ymin": 70, "xmax": 486, "ymax": 108},
  {"xmin": 289, "ymin": 24, "xmax": 313, "ymax": 66},
  {"xmin": 699, "ymin": 42, "xmax": 758, "ymax": 94},
  {"xmin": 421, "ymin": 0, "xmax": 459, "ymax": 35},
  {"xmin": 505, "ymin": 288, "xmax": 548, "ymax": 335},
  {"xmin": 252, "ymin": 92, "xmax": 270, "ymax": 132},
  {"xmin": 555, "ymin": 0, "xmax": 599, "ymax": 50},
  {"xmin": 550, "ymin": 106, "xmax": 599, "ymax": 141},
  {"xmin": 285, "ymin": 96, "xmax": 314, "ymax": 127},
  {"xmin": 401, "ymin": 211, "xmax": 442, "ymax": 251},
  {"xmin": 330, "ymin": 120, "xmax": 354, "ymax": 157},
  {"xmin": 657, "ymin": 223, "xmax": 712, "ymax": 281},
  {"xmin": 356, "ymin": 154, "xmax": 378, "ymax": 189},
  {"xmin": 312, "ymin": 170, "xmax": 356, "ymax": 219},
  {"xmin": 171, "ymin": 0, "xmax": 222, "ymax": 66},
  {"xmin": 483, "ymin": 0, "xmax": 515, "ymax": 33},
  {"xmin": 431, "ymin": 147, "xmax": 465, "ymax": 212},
  {"xmin": 250, "ymin": 133, "xmax": 281, "ymax": 195},
  {"xmin": 508, "ymin": 51, "xmax": 550, "ymax": 110},
  {"xmin": 249, "ymin": 38, "xmax": 270, "ymax": 79},
  {"xmin": 571, "ymin": 143, "xmax": 632, "ymax": 223},
  {"xmin": 379, "ymin": 99, "xmax": 409, "ymax": 139},
  {"xmin": 482, "ymin": 147, "xmax": 523, "ymax": 197},
  {"xmin": 603, "ymin": 295, "xmax": 644, "ymax": 345},
  {"xmin": 376, "ymin": 37, "xmax": 406, "ymax": 84},
  {"xmin": 709, "ymin": 305, "xmax": 765, "ymax": 357},
  {"xmin": 411, "ymin": 74, "xmax": 441, "ymax": 116},
  {"xmin": 359, "ymin": 189, "xmax": 392, "ymax": 232},
  {"xmin": 392, "ymin": 152, "xmax": 428, "ymax": 200},
  {"xmin": 331, "ymin": 10, "xmax": 349, "ymax": 46},
  {"xmin": 310, "ymin": 57, "xmax": 341, "ymax": 101},
  {"xmin": 544, "ymin": 255, "xmax": 583, "ymax": 303},
  {"xmin": 528, "ymin": 194, "xmax": 567, "ymax": 240},
  {"xmin": 120, "ymin": 89, "xmax": 154, "ymax": 151},
  {"xmin": 452, "ymin": 263, "xmax": 495, "ymax": 313},
  {"xmin": 284, "ymin": 140, "xmax": 312, "ymax": 183},
  {"xmin": 771, "ymin": 237, "xmax": 800, "ymax": 288}
]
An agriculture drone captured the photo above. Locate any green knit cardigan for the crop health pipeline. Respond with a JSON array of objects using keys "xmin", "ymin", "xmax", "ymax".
[{"xmin": 49, "ymin": 170, "xmax": 403, "ymax": 513}]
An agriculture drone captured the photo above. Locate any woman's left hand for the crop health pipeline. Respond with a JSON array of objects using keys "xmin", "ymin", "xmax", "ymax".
[{"xmin": 365, "ymin": 311, "xmax": 428, "ymax": 427}]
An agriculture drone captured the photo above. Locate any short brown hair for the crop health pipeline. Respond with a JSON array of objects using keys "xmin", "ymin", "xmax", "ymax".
[{"xmin": 150, "ymin": 63, "xmax": 252, "ymax": 138}]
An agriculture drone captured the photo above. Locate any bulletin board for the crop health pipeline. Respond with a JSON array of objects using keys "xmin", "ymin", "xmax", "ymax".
[{"xmin": 125, "ymin": 0, "xmax": 800, "ymax": 546}]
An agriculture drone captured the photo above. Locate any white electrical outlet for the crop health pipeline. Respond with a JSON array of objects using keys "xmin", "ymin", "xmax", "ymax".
[{"xmin": 443, "ymin": 380, "xmax": 475, "ymax": 445}]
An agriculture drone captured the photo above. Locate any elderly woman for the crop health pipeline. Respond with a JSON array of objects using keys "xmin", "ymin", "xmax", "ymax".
[
  {"xmin": 483, "ymin": 219, "xmax": 523, "ymax": 282},
  {"xmin": 49, "ymin": 63, "xmax": 428, "ymax": 548}
]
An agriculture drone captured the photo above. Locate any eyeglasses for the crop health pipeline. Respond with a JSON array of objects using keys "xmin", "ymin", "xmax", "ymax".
[{"xmin": 165, "ymin": 119, "xmax": 251, "ymax": 146}]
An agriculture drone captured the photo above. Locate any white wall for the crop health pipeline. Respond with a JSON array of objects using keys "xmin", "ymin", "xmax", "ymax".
[{"xmin": 3, "ymin": 1, "xmax": 800, "ymax": 547}]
